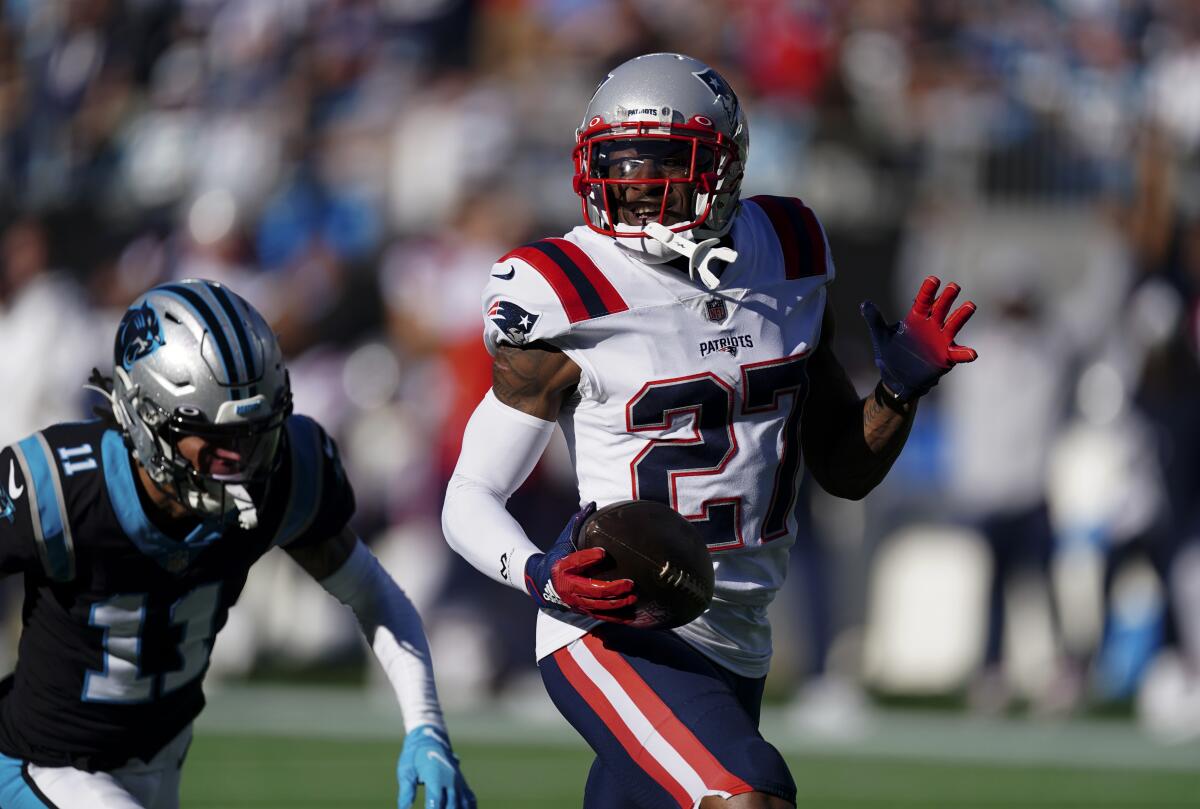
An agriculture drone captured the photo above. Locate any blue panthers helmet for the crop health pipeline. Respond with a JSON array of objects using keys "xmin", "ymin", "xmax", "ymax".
[{"xmin": 109, "ymin": 279, "xmax": 292, "ymax": 527}]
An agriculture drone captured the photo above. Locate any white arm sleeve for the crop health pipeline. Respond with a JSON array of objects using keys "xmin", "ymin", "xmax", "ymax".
[
  {"xmin": 319, "ymin": 540, "xmax": 446, "ymax": 733},
  {"xmin": 442, "ymin": 389, "xmax": 556, "ymax": 592}
]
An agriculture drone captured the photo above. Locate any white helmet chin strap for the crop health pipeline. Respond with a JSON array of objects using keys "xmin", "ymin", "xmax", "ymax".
[{"xmin": 642, "ymin": 222, "xmax": 738, "ymax": 290}]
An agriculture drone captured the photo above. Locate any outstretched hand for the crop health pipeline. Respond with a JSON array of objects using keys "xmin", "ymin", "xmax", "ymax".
[
  {"xmin": 397, "ymin": 725, "xmax": 475, "ymax": 809},
  {"xmin": 524, "ymin": 502, "xmax": 638, "ymax": 621},
  {"xmin": 861, "ymin": 275, "xmax": 978, "ymax": 402}
]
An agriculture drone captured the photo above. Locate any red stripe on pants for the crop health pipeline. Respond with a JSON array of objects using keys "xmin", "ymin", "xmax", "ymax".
[{"xmin": 552, "ymin": 645, "xmax": 693, "ymax": 807}]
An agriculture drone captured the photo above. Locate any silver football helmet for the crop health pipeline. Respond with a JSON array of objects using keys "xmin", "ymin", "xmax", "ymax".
[
  {"xmin": 573, "ymin": 53, "xmax": 749, "ymax": 251},
  {"xmin": 107, "ymin": 279, "xmax": 292, "ymax": 528}
]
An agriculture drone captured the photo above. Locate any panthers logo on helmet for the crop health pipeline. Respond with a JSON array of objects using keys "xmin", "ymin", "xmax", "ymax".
[
  {"xmin": 116, "ymin": 301, "xmax": 165, "ymax": 370},
  {"xmin": 487, "ymin": 300, "xmax": 540, "ymax": 346}
]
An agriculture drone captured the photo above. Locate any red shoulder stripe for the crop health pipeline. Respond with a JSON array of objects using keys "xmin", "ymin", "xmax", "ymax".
[
  {"xmin": 501, "ymin": 239, "xmax": 628, "ymax": 324},
  {"xmin": 546, "ymin": 238, "xmax": 628, "ymax": 316},
  {"xmin": 748, "ymin": 195, "xmax": 826, "ymax": 280},
  {"xmin": 792, "ymin": 200, "xmax": 827, "ymax": 279}
]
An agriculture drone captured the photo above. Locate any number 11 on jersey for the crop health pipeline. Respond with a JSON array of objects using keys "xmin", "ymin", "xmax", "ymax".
[{"xmin": 83, "ymin": 583, "xmax": 222, "ymax": 703}]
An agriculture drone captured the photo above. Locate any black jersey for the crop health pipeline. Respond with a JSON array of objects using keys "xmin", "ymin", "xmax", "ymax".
[{"xmin": 0, "ymin": 415, "xmax": 354, "ymax": 771}]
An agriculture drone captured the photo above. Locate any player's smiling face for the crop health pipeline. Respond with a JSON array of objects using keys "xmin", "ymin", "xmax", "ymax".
[{"xmin": 600, "ymin": 139, "xmax": 714, "ymax": 228}]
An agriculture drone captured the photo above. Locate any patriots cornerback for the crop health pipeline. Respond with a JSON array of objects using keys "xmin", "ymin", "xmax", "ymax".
[
  {"xmin": 0, "ymin": 280, "xmax": 474, "ymax": 809},
  {"xmin": 442, "ymin": 54, "xmax": 977, "ymax": 808}
]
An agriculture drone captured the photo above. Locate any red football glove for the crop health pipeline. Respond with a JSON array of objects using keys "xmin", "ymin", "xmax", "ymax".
[
  {"xmin": 525, "ymin": 503, "xmax": 637, "ymax": 620},
  {"xmin": 861, "ymin": 275, "xmax": 978, "ymax": 401}
]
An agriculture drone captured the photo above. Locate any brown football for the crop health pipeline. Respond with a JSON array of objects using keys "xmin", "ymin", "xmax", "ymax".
[{"xmin": 577, "ymin": 500, "xmax": 714, "ymax": 629}]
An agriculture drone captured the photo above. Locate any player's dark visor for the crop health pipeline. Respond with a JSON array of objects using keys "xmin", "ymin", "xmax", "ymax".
[{"xmin": 161, "ymin": 403, "xmax": 291, "ymax": 483}]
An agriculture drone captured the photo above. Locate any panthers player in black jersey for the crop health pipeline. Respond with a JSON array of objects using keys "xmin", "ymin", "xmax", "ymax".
[{"xmin": 0, "ymin": 280, "xmax": 474, "ymax": 809}]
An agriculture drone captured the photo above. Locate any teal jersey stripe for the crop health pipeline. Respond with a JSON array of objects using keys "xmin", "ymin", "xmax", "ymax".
[
  {"xmin": 101, "ymin": 429, "xmax": 224, "ymax": 571},
  {"xmin": 0, "ymin": 751, "xmax": 56, "ymax": 809},
  {"xmin": 272, "ymin": 417, "xmax": 323, "ymax": 547},
  {"xmin": 16, "ymin": 434, "xmax": 75, "ymax": 582}
]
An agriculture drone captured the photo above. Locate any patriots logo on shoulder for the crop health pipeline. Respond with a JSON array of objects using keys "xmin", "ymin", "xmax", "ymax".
[
  {"xmin": 488, "ymin": 300, "xmax": 540, "ymax": 346},
  {"xmin": 116, "ymin": 302, "xmax": 165, "ymax": 370}
]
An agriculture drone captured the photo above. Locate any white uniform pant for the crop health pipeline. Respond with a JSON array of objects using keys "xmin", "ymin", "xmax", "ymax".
[{"xmin": 23, "ymin": 726, "xmax": 191, "ymax": 809}]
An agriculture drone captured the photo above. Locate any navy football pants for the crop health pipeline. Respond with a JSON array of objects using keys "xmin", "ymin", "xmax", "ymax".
[{"xmin": 540, "ymin": 624, "xmax": 795, "ymax": 808}]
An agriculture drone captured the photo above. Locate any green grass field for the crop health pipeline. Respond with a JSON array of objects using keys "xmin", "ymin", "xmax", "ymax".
[
  {"xmin": 183, "ymin": 686, "xmax": 1200, "ymax": 808},
  {"xmin": 182, "ymin": 734, "xmax": 1199, "ymax": 809}
]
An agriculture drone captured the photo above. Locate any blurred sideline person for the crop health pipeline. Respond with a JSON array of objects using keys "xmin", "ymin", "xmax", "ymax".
[
  {"xmin": 940, "ymin": 276, "xmax": 1074, "ymax": 713},
  {"xmin": 0, "ymin": 280, "xmax": 474, "ymax": 809},
  {"xmin": 0, "ymin": 217, "xmax": 103, "ymax": 447},
  {"xmin": 443, "ymin": 53, "xmax": 977, "ymax": 808}
]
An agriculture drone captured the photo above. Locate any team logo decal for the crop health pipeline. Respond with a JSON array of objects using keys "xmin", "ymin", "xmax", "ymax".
[
  {"xmin": 705, "ymin": 298, "xmax": 727, "ymax": 322},
  {"xmin": 699, "ymin": 334, "xmax": 754, "ymax": 358},
  {"xmin": 693, "ymin": 68, "xmax": 740, "ymax": 124},
  {"xmin": 488, "ymin": 300, "xmax": 541, "ymax": 346},
  {"xmin": 0, "ymin": 486, "xmax": 13, "ymax": 524},
  {"xmin": 116, "ymin": 302, "xmax": 165, "ymax": 370}
]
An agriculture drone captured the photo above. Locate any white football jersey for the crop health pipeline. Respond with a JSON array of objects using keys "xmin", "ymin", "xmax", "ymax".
[{"xmin": 481, "ymin": 197, "xmax": 835, "ymax": 678}]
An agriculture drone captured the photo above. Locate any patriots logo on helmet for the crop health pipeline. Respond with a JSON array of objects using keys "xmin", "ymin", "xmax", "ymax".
[
  {"xmin": 116, "ymin": 302, "xmax": 165, "ymax": 370},
  {"xmin": 488, "ymin": 300, "xmax": 540, "ymax": 346},
  {"xmin": 693, "ymin": 68, "xmax": 739, "ymax": 123}
]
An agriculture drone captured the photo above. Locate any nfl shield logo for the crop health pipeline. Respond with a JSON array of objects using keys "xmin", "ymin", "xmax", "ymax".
[{"xmin": 705, "ymin": 298, "xmax": 727, "ymax": 322}]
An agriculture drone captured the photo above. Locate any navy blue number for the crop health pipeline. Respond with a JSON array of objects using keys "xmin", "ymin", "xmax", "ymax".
[
  {"xmin": 628, "ymin": 374, "xmax": 742, "ymax": 550},
  {"xmin": 627, "ymin": 355, "xmax": 810, "ymax": 551},
  {"xmin": 742, "ymin": 355, "xmax": 809, "ymax": 540}
]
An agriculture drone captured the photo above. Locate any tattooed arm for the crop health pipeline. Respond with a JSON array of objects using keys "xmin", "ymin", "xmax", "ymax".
[
  {"xmin": 441, "ymin": 343, "xmax": 583, "ymax": 590},
  {"xmin": 801, "ymin": 305, "xmax": 916, "ymax": 501},
  {"xmin": 491, "ymin": 342, "xmax": 583, "ymax": 419}
]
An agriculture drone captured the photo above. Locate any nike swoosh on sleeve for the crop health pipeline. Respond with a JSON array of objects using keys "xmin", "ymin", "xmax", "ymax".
[
  {"xmin": 8, "ymin": 460, "xmax": 23, "ymax": 500},
  {"xmin": 490, "ymin": 267, "xmax": 516, "ymax": 280}
]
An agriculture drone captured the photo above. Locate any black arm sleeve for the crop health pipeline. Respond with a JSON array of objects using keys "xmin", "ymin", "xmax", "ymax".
[{"xmin": 279, "ymin": 417, "xmax": 357, "ymax": 551}]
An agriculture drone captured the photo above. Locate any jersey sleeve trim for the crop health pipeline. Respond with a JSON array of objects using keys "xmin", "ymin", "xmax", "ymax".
[
  {"xmin": 746, "ymin": 196, "xmax": 828, "ymax": 281},
  {"xmin": 272, "ymin": 416, "xmax": 324, "ymax": 548},
  {"xmin": 502, "ymin": 239, "xmax": 628, "ymax": 323},
  {"xmin": 15, "ymin": 433, "xmax": 76, "ymax": 582}
]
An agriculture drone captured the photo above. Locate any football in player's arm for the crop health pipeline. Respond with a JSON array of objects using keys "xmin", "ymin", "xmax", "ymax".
[
  {"xmin": 442, "ymin": 53, "xmax": 976, "ymax": 809},
  {"xmin": 0, "ymin": 280, "xmax": 474, "ymax": 809}
]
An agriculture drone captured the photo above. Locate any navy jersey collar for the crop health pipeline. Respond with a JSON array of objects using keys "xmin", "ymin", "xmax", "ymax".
[{"xmin": 101, "ymin": 429, "xmax": 227, "ymax": 572}]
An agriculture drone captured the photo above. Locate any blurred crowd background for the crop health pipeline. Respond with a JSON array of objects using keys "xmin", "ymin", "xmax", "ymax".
[{"xmin": 3, "ymin": 0, "xmax": 1200, "ymax": 743}]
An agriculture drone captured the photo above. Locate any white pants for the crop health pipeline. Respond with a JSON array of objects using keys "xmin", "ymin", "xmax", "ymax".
[{"xmin": 24, "ymin": 726, "xmax": 191, "ymax": 809}]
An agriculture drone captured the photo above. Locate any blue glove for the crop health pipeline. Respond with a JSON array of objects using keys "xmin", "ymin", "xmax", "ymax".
[
  {"xmin": 860, "ymin": 275, "xmax": 978, "ymax": 401},
  {"xmin": 524, "ymin": 502, "xmax": 637, "ymax": 620},
  {"xmin": 397, "ymin": 725, "xmax": 475, "ymax": 809}
]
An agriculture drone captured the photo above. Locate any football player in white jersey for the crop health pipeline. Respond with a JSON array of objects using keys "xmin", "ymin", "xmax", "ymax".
[{"xmin": 442, "ymin": 53, "xmax": 977, "ymax": 809}]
